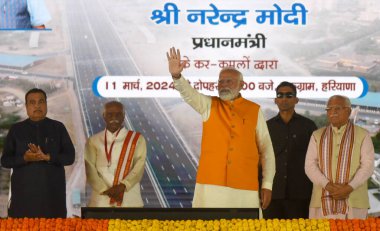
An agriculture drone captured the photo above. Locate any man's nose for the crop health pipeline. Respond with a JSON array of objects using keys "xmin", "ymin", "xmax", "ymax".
[
  {"xmin": 330, "ymin": 107, "xmax": 341, "ymax": 113},
  {"xmin": 219, "ymin": 80, "xmax": 227, "ymax": 88}
]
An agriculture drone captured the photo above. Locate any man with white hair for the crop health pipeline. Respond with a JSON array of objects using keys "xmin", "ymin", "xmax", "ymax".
[
  {"xmin": 166, "ymin": 47, "xmax": 275, "ymax": 210},
  {"xmin": 305, "ymin": 95, "xmax": 374, "ymax": 219},
  {"xmin": 85, "ymin": 101, "xmax": 146, "ymax": 207}
]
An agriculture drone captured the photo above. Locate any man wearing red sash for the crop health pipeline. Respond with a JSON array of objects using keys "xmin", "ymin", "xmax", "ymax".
[
  {"xmin": 85, "ymin": 101, "xmax": 147, "ymax": 207},
  {"xmin": 305, "ymin": 95, "xmax": 374, "ymax": 219}
]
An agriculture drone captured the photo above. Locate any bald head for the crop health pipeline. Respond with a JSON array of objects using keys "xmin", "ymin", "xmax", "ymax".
[
  {"xmin": 219, "ymin": 67, "xmax": 243, "ymax": 82},
  {"xmin": 103, "ymin": 101, "xmax": 124, "ymax": 114},
  {"xmin": 327, "ymin": 95, "xmax": 351, "ymax": 107},
  {"xmin": 326, "ymin": 95, "xmax": 351, "ymax": 128}
]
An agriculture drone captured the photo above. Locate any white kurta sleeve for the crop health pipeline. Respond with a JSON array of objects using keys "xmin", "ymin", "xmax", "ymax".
[
  {"xmin": 256, "ymin": 109, "xmax": 275, "ymax": 190},
  {"xmin": 84, "ymin": 138, "xmax": 109, "ymax": 193},
  {"xmin": 305, "ymin": 133, "xmax": 330, "ymax": 188},
  {"xmin": 173, "ymin": 76, "xmax": 212, "ymax": 121},
  {"xmin": 27, "ymin": 0, "xmax": 51, "ymax": 26}
]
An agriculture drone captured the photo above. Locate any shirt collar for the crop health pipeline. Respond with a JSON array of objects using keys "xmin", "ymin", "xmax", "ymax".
[
  {"xmin": 274, "ymin": 111, "xmax": 300, "ymax": 122},
  {"xmin": 105, "ymin": 127, "xmax": 127, "ymax": 139},
  {"xmin": 27, "ymin": 117, "xmax": 47, "ymax": 125},
  {"xmin": 331, "ymin": 122, "xmax": 348, "ymax": 133},
  {"xmin": 220, "ymin": 93, "xmax": 244, "ymax": 104}
]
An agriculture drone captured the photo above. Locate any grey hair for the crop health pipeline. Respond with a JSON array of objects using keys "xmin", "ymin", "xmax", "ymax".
[
  {"xmin": 327, "ymin": 95, "xmax": 351, "ymax": 107},
  {"xmin": 219, "ymin": 67, "xmax": 244, "ymax": 82},
  {"xmin": 102, "ymin": 101, "xmax": 125, "ymax": 115}
]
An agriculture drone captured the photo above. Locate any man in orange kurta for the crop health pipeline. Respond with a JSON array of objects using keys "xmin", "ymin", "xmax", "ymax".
[{"xmin": 167, "ymin": 47, "xmax": 275, "ymax": 210}]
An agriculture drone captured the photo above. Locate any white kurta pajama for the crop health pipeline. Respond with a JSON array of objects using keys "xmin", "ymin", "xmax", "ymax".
[
  {"xmin": 305, "ymin": 123, "xmax": 374, "ymax": 219},
  {"xmin": 85, "ymin": 127, "xmax": 147, "ymax": 207}
]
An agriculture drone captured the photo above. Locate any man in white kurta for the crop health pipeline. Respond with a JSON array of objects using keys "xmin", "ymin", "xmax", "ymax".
[
  {"xmin": 167, "ymin": 47, "xmax": 275, "ymax": 209},
  {"xmin": 85, "ymin": 101, "xmax": 147, "ymax": 207},
  {"xmin": 305, "ymin": 95, "xmax": 374, "ymax": 219}
]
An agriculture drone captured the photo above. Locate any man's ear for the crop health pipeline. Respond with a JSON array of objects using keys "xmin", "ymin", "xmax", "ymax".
[{"xmin": 239, "ymin": 80, "xmax": 244, "ymax": 90}]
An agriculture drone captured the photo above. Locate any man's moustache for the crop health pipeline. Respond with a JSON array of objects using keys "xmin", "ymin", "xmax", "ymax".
[
  {"xmin": 219, "ymin": 89, "xmax": 231, "ymax": 93},
  {"xmin": 109, "ymin": 120, "xmax": 120, "ymax": 124}
]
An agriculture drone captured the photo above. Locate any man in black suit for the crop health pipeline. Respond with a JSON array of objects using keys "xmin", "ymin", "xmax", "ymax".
[
  {"xmin": 263, "ymin": 81, "xmax": 317, "ymax": 219},
  {"xmin": 1, "ymin": 88, "xmax": 75, "ymax": 218}
]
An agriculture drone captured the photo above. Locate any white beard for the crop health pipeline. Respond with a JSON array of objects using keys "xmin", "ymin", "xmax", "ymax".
[{"xmin": 219, "ymin": 88, "xmax": 239, "ymax": 101}]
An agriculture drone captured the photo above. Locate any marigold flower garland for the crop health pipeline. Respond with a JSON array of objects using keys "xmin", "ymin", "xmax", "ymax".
[{"xmin": 1, "ymin": 217, "xmax": 379, "ymax": 231}]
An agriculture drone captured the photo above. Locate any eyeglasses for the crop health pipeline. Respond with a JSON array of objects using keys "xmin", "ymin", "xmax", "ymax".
[
  {"xmin": 325, "ymin": 106, "xmax": 349, "ymax": 112},
  {"xmin": 276, "ymin": 92, "xmax": 295, "ymax": 98}
]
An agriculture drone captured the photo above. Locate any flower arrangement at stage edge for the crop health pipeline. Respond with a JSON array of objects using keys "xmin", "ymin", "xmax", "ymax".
[{"xmin": 0, "ymin": 217, "xmax": 379, "ymax": 231}]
